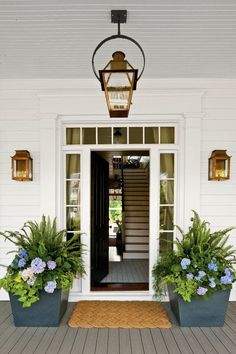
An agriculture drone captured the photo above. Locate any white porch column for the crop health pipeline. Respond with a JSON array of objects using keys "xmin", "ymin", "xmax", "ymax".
[
  {"xmin": 183, "ymin": 113, "xmax": 204, "ymax": 229},
  {"xmin": 39, "ymin": 114, "xmax": 58, "ymax": 217}
]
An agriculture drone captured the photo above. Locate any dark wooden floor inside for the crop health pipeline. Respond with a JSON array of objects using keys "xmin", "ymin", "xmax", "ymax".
[{"xmin": 0, "ymin": 301, "xmax": 236, "ymax": 353}]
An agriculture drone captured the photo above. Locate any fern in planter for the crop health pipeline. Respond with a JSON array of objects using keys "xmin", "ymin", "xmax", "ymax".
[
  {"xmin": 152, "ymin": 211, "xmax": 236, "ymax": 302},
  {"xmin": 0, "ymin": 216, "xmax": 85, "ymax": 308}
]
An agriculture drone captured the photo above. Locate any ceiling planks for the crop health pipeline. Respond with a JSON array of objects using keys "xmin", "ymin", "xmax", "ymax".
[{"xmin": 0, "ymin": 0, "xmax": 236, "ymax": 79}]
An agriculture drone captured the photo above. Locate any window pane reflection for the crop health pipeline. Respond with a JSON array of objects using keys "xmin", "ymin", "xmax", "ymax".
[
  {"xmin": 160, "ymin": 232, "xmax": 173, "ymax": 253},
  {"xmin": 160, "ymin": 127, "xmax": 175, "ymax": 144},
  {"xmin": 145, "ymin": 127, "xmax": 159, "ymax": 144},
  {"xmin": 66, "ymin": 128, "xmax": 80, "ymax": 144},
  {"xmin": 66, "ymin": 180, "xmax": 80, "ymax": 205},
  {"xmin": 98, "ymin": 128, "xmax": 112, "ymax": 144},
  {"xmin": 113, "ymin": 128, "xmax": 127, "ymax": 144},
  {"xmin": 160, "ymin": 206, "xmax": 174, "ymax": 230},
  {"xmin": 160, "ymin": 180, "xmax": 174, "ymax": 204},
  {"xmin": 66, "ymin": 206, "xmax": 80, "ymax": 231},
  {"xmin": 129, "ymin": 127, "xmax": 143, "ymax": 144},
  {"xmin": 66, "ymin": 155, "xmax": 80, "ymax": 179},
  {"xmin": 82, "ymin": 128, "xmax": 96, "ymax": 144},
  {"xmin": 160, "ymin": 154, "xmax": 174, "ymax": 178}
]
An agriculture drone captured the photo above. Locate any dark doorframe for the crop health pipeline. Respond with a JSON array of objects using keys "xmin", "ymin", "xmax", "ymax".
[{"xmin": 91, "ymin": 152, "xmax": 109, "ymax": 288}]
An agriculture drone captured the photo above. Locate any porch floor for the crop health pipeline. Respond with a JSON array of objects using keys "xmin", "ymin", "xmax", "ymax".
[
  {"xmin": 0, "ymin": 301, "xmax": 236, "ymax": 353},
  {"xmin": 101, "ymin": 259, "xmax": 149, "ymax": 283}
]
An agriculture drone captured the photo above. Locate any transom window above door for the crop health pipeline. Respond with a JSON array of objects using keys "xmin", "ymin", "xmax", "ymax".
[{"xmin": 66, "ymin": 126, "xmax": 175, "ymax": 145}]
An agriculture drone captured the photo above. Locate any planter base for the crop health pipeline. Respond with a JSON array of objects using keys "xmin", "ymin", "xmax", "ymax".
[
  {"xmin": 10, "ymin": 289, "xmax": 69, "ymax": 327},
  {"xmin": 168, "ymin": 286, "xmax": 230, "ymax": 327}
]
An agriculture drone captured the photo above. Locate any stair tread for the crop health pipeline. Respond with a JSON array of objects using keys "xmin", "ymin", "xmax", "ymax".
[
  {"xmin": 124, "ymin": 250, "xmax": 149, "ymax": 253},
  {"xmin": 126, "ymin": 242, "xmax": 149, "ymax": 245}
]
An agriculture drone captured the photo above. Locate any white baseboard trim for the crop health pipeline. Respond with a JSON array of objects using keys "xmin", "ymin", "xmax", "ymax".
[{"xmin": 68, "ymin": 291, "xmax": 157, "ymax": 302}]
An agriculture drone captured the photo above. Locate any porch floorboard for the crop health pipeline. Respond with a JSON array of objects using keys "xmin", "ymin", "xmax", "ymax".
[{"xmin": 0, "ymin": 301, "xmax": 236, "ymax": 353}]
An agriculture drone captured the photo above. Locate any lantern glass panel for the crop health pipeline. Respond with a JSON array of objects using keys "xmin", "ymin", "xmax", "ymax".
[
  {"xmin": 209, "ymin": 158, "xmax": 213, "ymax": 179},
  {"xmin": 15, "ymin": 160, "xmax": 27, "ymax": 179},
  {"xmin": 103, "ymin": 71, "xmax": 134, "ymax": 88},
  {"xmin": 215, "ymin": 159, "xmax": 226, "ymax": 178},
  {"xmin": 106, "ymin": 88, "xmax": 130, "ymax": 111}
]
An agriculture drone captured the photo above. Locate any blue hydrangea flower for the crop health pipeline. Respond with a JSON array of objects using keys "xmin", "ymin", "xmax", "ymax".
[
  {"xmin": 44, "ymin": 280, "xmax": 57, "ymax": 293},
  {"xmin": 198, "ymin": 271, "xmax": 206, "ymax": 278},
  {"xmin": 18, "ymin": 258, "xmax": 26, "ymax": 268},
  {"xmin": 47, "ymin": 260, "xmax": 56, "ymax": 270},
  {"xmin": 220, "ymin": 274, "xmax": 234, "ymax": 285},
  {"xmin": 180, "ymin": 258, "xmax": 191, "ymax": 270},
  {"xmin": 209, "ymin": 281, "xmax": 216, "ymax": 288},
  {"xmin": 31, "ymin": 258, "xmax": 46, "ymax": 274},
  {"xmin": 18, "ymin": 249, "xmax": 28, "ymax": 258},
  {"xmin": 186, "ymin": 273, "xmax": 194, "ymax": 279},
  {"xmin": 27, "ymin": 276, "xmax": 36, "ymax": 286},
  {"xmin": 197, "ymin": 287, "xmax": 208, "ymax": 296},
  {"xmin": 195, "ymin": 270, "xmax": 206, "ymax": 282},
  {"xmin": 224, "ymin": 268, "xmax": 231, "ymax": 277},
  {"xmin": 208, "ymin": 261, "xmax": 218, "ymax": 272}
]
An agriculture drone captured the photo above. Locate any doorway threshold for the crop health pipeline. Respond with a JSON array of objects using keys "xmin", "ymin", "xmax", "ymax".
[{"xmin": 91, "ymin": 283, "xmax": 149, "ymax": 291}]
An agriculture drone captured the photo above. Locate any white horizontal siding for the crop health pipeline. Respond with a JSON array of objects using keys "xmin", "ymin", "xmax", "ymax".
[
  {"xmin": 0, "ymin": 93, "xmax": 40, "ymax": 278},
  {"xmin": 200, "ymin": 91, "xmax": 236, "ymax": 261}
]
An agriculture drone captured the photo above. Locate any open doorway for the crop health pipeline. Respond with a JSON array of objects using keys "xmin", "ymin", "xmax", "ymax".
[{"xmin": 91, "ymin": 150, "xmax": 150, "ymax": 291}]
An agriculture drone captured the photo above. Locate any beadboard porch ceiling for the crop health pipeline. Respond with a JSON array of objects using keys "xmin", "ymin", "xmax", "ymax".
[{"xmin": 0, "ymin": 0, "xmax": 236, "ymax": 79}]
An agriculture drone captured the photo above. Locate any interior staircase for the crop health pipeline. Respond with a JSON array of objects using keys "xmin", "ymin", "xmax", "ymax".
[{"xmin": 122, "ymin": 168, "xmax": 149, "ymax": 259}]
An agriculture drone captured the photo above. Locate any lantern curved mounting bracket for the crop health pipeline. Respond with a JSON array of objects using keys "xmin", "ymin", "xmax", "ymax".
[{"xmin": 92, "ymin": 10, "xmax": 145, "ymax": 82}]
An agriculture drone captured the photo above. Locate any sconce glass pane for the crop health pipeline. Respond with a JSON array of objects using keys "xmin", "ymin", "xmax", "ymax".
[
  {"xmin": 145, "ymin": 127, "xmax": 159, "ymax": 144},
  {"xmin": 160, "ymin": 206, "xmax": 174, "ymax": 231},
  {"xmin": 66, "ymin": 206, "xmax": 80, "ymax": 231},
  {"xmin": 98, "ymin": 128, "xmax": 112, "ymax": 144},
  {"xmin": 215, "ymin": 160, "xmax": 226, "ymax": 178},
  {"xmin": 82, "ymin": 128, "xmax": 96, "ymax": 144},
  {"xmin": 113, "ymin": 127, "xmax": 127, "ymax": 144},
  {"xmin": 160, "ymin": 127, "xmax": 175, "ymax": 144},
  {"xmin": 66, "ymin": 154, "xmax": 80, "ymax": 179},
  {"xmin": 129, "ymin": 127, "xmax": 143, "ymax": 144},
  {"xmin": 160, "ymin": 180, "xmax": 174, "ymax": 204},
  {"xmin": 159, "ymin": 232, "xmax": 173, "ymax": 253},
  {"xmin": 66, "ymin": 180, "xmax": 80, "ymax": 205},
  {"xmin": 15, "ymin": 160, "xmax": 27, "ymax": 178},
  {"xmin": 160, "ymin": 154, "xmax": 175, "ymax": 178},
  {"xmin": 66, "ymin": 128, "xmax": 80, "ymax": 144}
]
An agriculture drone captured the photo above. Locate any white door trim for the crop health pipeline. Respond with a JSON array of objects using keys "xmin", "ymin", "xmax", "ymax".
[{"xmin": 39, "ymin": 113, "xmax": 201, "ymax": 301}]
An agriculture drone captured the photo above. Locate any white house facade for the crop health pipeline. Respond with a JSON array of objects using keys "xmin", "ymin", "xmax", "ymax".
[{"xmin": 0, "ymin": 78, "xmax": 236, "ymax": 301}]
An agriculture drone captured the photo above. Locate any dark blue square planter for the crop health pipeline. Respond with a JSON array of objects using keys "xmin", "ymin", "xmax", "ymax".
[
  {"xmin": 9, "ymin": 289, "xmax": 69, "ymax": 327},
  {"xmin": 168, "ymin": 285, "xmax": 230, "ymax": 327}
]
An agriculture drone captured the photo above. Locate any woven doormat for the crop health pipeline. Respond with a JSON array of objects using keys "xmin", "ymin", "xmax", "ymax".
[{"xmin": 68, "ymin": 301, "xmax": 171, "ymax": 328}]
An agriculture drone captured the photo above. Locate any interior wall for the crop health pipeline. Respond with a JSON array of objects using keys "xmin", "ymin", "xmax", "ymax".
[{"xmin": 0, "ymin": 79, "xmax": 236, "ymax": 300}]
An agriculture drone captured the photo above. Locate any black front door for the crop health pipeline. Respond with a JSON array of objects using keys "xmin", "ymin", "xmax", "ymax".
[{"xmin": 91, "ymin": 152, "xmax": 109, "ymax": 287}]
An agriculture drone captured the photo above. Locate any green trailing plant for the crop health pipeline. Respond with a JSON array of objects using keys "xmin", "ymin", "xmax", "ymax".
[
  {"xmin": 152, "ymin": 211, "xmax": 236, "ymax": 302},
  {"xmin": 0, "ymin": 216, "xmax": 85, "ymax": 307}
]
